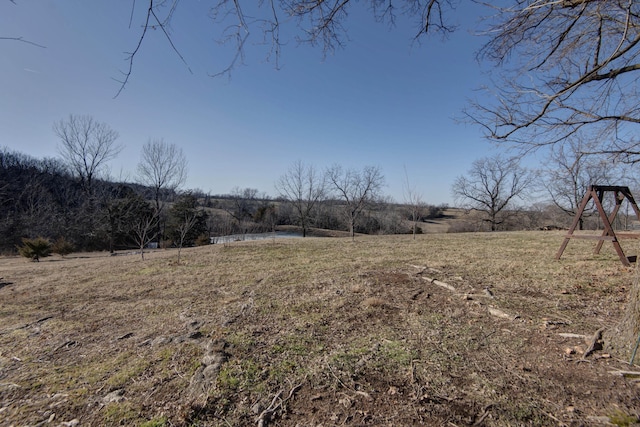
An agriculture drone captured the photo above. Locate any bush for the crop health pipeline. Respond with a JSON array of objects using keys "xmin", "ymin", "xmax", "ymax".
[
  {"xmin": 194, "ymin": 234, "xmax": 210, "ymax": 246},
  {"xmin": 52, "ymin": 237, "xmax": 75, "ymax": 257},
  {"xmin": 18, "ymin": 237, "xmax": 52, "ymax": 262}
]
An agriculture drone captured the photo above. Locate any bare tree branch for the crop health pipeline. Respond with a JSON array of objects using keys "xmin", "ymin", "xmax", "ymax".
[
  {"xmin": 115, "ymin": 0, "xmax": 191, "ymax": 98},
  {"xmin": 470, "ymin": 0, "xmax": 640, "ymax": 160},
  {"xmin": 0, "ymin": 36, "xmax": 46, "ymax": 48}
]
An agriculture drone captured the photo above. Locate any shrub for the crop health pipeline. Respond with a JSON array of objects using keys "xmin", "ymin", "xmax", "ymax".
[
  {"xmin": 18, "ymin": 237, "xmax": 52, "ymax": 262},
  {"xmin": 52, "ymin": 237, "xmax": 75, "ymax": 257},
  {"xmin": 194, "ymin": 234, "xmax": 210, "ymax": 246}
]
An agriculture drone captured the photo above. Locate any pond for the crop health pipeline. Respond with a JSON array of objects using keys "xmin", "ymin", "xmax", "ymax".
[{"xmin": 209, "ymin": 231, "xmax": 302, "ymax": 244}]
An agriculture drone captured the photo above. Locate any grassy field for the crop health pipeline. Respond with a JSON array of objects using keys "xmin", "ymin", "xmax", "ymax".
[{"xmin": 1, "ymin": 231, "xmax": 639, "ymax": 426}]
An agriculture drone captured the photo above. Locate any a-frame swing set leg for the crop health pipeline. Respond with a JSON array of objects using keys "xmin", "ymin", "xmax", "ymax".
[{"xmin": 555, "ymin": 185, "xmax": 640, "ymax": 266}]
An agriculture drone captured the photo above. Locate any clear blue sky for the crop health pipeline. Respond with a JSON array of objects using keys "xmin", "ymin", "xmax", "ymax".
[{"xmin": 1, "ymin": 1, "xmax": 512, "ymax": 205}]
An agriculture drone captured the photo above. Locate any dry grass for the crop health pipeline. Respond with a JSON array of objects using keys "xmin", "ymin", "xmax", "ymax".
[{"xmin": 1, "ymin": 231, "xmax": 639, "ymax": 426}]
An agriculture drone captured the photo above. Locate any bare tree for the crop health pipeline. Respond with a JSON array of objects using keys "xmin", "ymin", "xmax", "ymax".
[
  {"xmin": 167, "ymin": 192, "xmax": 207, "ymax": 263},
  {"xmin": 326, "ymin": 165, "xmax": 385, "ymax": 241},
  {"xmin": 544, "ymin": 139, "xmax": 621, "ymax": 230},
  {"xmin": 174, "ymin": 210, "xmax": 199, "ymax": 264},
  {"xmin": 402, "ymin": 166, "xmax": 425, "ymax": 239},
  {"xmin": 226, "ymin": 187, "xmax": 260, "ymax": 237},
  {"xmin": 137, "ymin": 138, "xmax": 187, "ymax": 213},
  {"xmin": 137, "ymin": 139, "xmax": 187, "ymax": 246},
  {"xmin": 276, "ymin": 160, "xmax": 326, "ymax": 237},
  {"xmin": 452, "ymin": 155, "xmax": 535, "ymax": 232},
  {"xmin": 54, "ymin": 115, "xmax": 121, "ymax": 195},
  {"xmin": 131, "ymin": 205, "xmax": 160, "ymax": 261}
]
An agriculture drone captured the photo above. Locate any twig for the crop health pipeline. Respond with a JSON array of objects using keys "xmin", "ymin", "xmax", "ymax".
[
  {"xmin": 327, "ymin": 363, "xmax": 352, "ymax": 390},
  {"xmin": 473, "ymin": 404, "xmax": 493, "ymax": 426},
  {"xmin": 542, "ymin": 410, "xmax": 568, "ymax": 426},
  {"xmin": 608, "ymin": 370, "xmax": 640, "ymax": 377},
  {"xmin": 256, "ymin": 383, "xmax": 303, "ymax": 427},
  {"xmin": 0, "ymin": 36, "xmax": 46, "ymax": 48},
  {"xmin": 258, "ymin": 390, "xmax": 283, "ymax": 427},
  {"xmin": 54, "ymin": 340, "xmax": 77, "ymax": 352}
]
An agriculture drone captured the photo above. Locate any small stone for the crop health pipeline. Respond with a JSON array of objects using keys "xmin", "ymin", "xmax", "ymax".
[
  {"xmin": 251, "ymin": 402, "xmax": 262, "ymax": 414},
  {"xmin": 564, "ymin": 347, "xmax": 576, "ymax": 355},
  {"xmin": 151, "ymin": 336, "xmax": 171, "ymax": 346},
  {"xmin": 103, "ymin": 389, "xmax": 125, "ymax": 404},
  {"xmin": 338, "ymin": 397, "xmax": 352, "ymax": 408}
]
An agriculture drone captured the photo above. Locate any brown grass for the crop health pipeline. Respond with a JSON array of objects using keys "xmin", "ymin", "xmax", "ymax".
[{"xmin": 1, "ymin": 231, "xmax": 639, "ymax": 426}]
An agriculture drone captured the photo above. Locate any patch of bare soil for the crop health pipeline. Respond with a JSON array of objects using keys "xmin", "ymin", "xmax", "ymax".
[{"xmin": 1, "ymin": 233, "xmax": 639, "ymax": 426}]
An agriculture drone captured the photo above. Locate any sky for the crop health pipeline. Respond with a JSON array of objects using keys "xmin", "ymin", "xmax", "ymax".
[{"xmin": 1, "ymin": 1, "xmax": 518, "ymax": 205}]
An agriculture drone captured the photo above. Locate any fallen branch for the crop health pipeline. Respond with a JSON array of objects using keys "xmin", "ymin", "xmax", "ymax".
[
  {"xmin": 488, "ymin": 307, "xmax": 518, "ymax": 320},
  {"xmin": 421, "ymin": 276, "xmax": 456, "ymax": 292},
  {"xmin": 256, "ymin": 383, "xmax": 303, "ymax": 427},
  {"xmin": 558, "ymin": 333, "xmax": 587, "ymax": 339},
  {"xmin": 473, "ymin": 404, "xmax": 493, "ymax": 426},
  {"xmin": 608, "ymin": 370, "xmax": 640, "ymax": 377}
]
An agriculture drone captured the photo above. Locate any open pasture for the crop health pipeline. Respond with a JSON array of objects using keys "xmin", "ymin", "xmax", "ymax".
[{"xmin": 0, "ymin": 231, "xmax": 638, "ymax": 426}]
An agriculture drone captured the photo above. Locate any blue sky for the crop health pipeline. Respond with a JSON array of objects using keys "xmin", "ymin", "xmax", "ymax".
[{"xmin": 1, "ymin": 1, "xmax": 511, "ymax": 205}]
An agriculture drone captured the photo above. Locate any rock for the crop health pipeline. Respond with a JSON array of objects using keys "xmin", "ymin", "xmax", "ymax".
[
  {"xmin": 151, "ymin": 336, "xmax": 171, "ymax": 346},
  {"xmin": 201, "ymin": 353, "xmax": 225, "ymax": 367},
  {"xmin": 251, "ymin": 402, "xmax": 263, "ymax": 414},
  {"xmin": 187, "ymin": 339, "xmax": 228, "ymax": 397},
  {"xmin": 103, "ymin": 389, "xmax": 125, "ymax": 404},
  {"xmin": 202, "ymin": 364, "xmax": 220, "ymax": 381}
]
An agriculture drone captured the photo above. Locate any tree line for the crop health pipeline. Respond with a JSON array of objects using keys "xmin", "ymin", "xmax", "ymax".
[
  {"xmin": 2, "ymin": 113, "xmax": 452, "ymax": 255},
  {"xmin": 3, "ymin": 115, "xmax": 638, "ymax": 256}
]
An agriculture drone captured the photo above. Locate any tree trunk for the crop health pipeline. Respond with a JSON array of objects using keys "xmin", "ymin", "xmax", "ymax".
[
  {"xmin": 605, "ymin": 262, "xmax": 640, "ymax": 361},
  {"xmin": 349, "ymin": 217, "xmax": 355, "ymax": 241}
]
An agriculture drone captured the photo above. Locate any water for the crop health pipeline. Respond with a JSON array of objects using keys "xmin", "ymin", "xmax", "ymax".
[{"xmin": 210, "ymin": 231, "xmax": 302, "ymax": 244}]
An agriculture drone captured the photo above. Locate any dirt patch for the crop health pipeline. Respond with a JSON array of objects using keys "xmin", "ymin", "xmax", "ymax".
[{"xmin": 1, "ymin": 232, "xmax": 639, "ymax": 426}]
